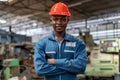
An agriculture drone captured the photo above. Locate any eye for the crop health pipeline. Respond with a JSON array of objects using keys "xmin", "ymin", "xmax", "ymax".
[
  {"xmin": 51, "ymin": 17, "xmax": 58, "ymax": 21},
  {"xmin": 53, "ymin": 18, "xmax": 58, "ymax": 21},
  {"xmin": 62, "ymin": 17, "xmax": 67, "ymax": 22},
  {"xmin": 50, "ymin": 16, "xmax": 68, "ymax": 22}
]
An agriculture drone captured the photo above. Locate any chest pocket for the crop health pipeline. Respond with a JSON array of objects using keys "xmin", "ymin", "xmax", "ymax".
[
  {"xmin": 45, "ymin": 51, "xmax": 56, "ymax": 59},
  {"xmin": 45, "ymin": 41, "xmax": 57, "ymax": 59},
  {"xmin": 64, "ymin": 42, "xmax": 76, "ymax": 59},
  {"xmin": 64, "ymin": 49, "xmax": 74, "ymax": 59},
  {"xmin": 45, "ymin": 45, "xmax": 57, "ymax": 59}
]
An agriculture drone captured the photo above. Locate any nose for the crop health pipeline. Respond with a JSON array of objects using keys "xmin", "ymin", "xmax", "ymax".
[{"xmin": 56, "ymin": 19, "xmax": 63, "ymax": 24}]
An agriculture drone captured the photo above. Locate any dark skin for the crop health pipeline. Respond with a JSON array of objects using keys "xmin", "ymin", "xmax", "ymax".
[
  {"xmin": 47, "ymin": 15, "xmax": 69, "ymax": 65},
  {"xmin": 50, "ymin": 15, "xmax": 69, "ymax": 42}
]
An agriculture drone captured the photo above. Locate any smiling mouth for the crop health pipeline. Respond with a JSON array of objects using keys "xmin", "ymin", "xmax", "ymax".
[{"xmin": 57, "ymin": 26, "xmax": 62, "ymax": 29}]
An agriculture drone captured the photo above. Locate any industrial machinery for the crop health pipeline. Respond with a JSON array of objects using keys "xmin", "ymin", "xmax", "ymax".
[
  {"xmin": 100, "ymin": 38, "xmax": 120, "ymax": 53},
  {"xmin": 77, "ymin": 32, "xmax": 119, "ymax": 80},
  {"xmin": 0, "ymin": 29, "xmax": 40, "ymax": 80},
  {"xmin": 0, "ymin": 42, "xmax": 35, "ymax": 80},
  {"xmin": 3, "ymin": 58, "xmax": 20, "ymax": 80},
  {"xmin": 100, "ymin": 38, "xmax": 120, "ymax": 80}
]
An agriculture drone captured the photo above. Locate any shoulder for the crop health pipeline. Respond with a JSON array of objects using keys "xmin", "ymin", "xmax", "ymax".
[
  {"xmin": 35, "ymin": 34, "xmax": 51, "ymax": 46},
  {"xmin": 66, "ymin": 33, "xmax": 83, "ymax": 42}
]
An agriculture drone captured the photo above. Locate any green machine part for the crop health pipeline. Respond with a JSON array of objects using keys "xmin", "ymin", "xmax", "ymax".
[
  {"xmin": 3, "ymin": 59, "xmax": 20, "ymax": 80},
  {"xmin": 100, "ymin": 38, "xmax": 120, "ymax": 53},
  {"xmin": 77, "ymin": 38, "xmax": 120, "ymax": 79},
  {"xmin": 4, "ymin": 67, "xmax": 10, "ymax": 80},
  {"xmin": 114, "ymin": 50, "xmax": 120, "ymax": 80}
]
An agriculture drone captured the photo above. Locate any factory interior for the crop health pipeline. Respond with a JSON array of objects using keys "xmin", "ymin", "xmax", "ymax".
[{"xmin": 0, "ymin": 0, "xmax": 120, "ymax": 80}]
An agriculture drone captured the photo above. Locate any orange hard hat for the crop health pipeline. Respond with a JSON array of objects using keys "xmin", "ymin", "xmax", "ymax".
[{"xmin": 49, "ymin": 2, "xmax": 71, "ymax": 17}]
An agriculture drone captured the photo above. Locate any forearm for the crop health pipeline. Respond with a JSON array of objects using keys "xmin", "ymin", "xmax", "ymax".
[
  {"xmin": 55, "ymin": 58, "xmax": 87, "ymax": 74},
  {"xmin": 34, "ymin": 55, "xmax": 67, "ymax": 76},
  {"xmin": 34, "ymin": 63, "xmax": 67, "ymax": 76},
  {"xmin": 47, "ymin": 58, "xmax": 87, "ymax": 74}
]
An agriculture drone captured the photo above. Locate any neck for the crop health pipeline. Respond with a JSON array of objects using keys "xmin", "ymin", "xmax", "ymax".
[
  {"xmin": 54, "ymin": 32, "xmax": 65, "ymax": 43},
  {"xmin": 54, "ymin": 31, "xmax": 65, "ymax": 37}
]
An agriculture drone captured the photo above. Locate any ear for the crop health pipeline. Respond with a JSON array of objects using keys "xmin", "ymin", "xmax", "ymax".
[
  {"xmin": 49, "ymin": 17, "xmax": 52, "ymax": 24},
  {"xmin": 50, "ymin": 19, "xmax": 53, "ymax": 24}
]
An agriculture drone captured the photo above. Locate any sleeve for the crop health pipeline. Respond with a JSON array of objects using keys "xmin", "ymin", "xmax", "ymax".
[
  {"xmin": 56, "ymin": 40, "xmax": 88, "ymax": 74},
  {"xmin": 34, "ymin": 40, "xmax": 67, "ymax": 76}
]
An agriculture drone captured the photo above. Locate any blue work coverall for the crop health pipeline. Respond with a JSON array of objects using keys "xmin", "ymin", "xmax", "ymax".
[{"xmin": 34, "ymin": 33, "xmax": 87, "ymax": 80}]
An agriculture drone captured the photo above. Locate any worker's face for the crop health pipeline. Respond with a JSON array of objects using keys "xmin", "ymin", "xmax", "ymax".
[{"xmin": 50, "ymin": 15, "xmax": 69, "ymax": 33}]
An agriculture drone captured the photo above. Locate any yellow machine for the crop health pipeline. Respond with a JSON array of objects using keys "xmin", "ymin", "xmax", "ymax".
[{"xmin": 77, "ymin": 32, "xmax": 119, "ymax": 80}]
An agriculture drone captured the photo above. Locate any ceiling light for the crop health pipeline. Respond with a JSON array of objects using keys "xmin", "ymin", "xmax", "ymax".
[
  {"xmin": 118, "ymin": 20, "xmax": 120, "ymax": 23},
  {"xmin": 32, "ymin": 23, "xmax": 37, "ymax": 27},
  {"xmin": 0, "ymin": 0, "xmax": 13, "ymax": 2},
  {"xmin": 0, "ymin": 0, "xmax": 8, "ymax": 1},
  {"xmin": 0, "ymin": 19, "xmax": 6, "ymax": 23}
]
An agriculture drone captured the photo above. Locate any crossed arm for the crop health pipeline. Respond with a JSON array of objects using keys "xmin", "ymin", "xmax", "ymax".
[
  {"xmin": 34, "ymin": 40, "xmax": 87, "ymax": 76},
  {"xmin": 47, "ymin": 41, "xmax": 87, "ymax": 74}
]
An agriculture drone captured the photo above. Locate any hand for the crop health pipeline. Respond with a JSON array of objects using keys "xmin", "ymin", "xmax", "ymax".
[{"xmin": 47, "ymin": 59, "xmax": 56, "ymax": 65}]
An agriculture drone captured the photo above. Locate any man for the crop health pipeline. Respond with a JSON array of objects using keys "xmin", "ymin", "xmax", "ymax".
[{"xmin": 34, "ymin": 2, "xmax": 87, "ymax": 80}]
